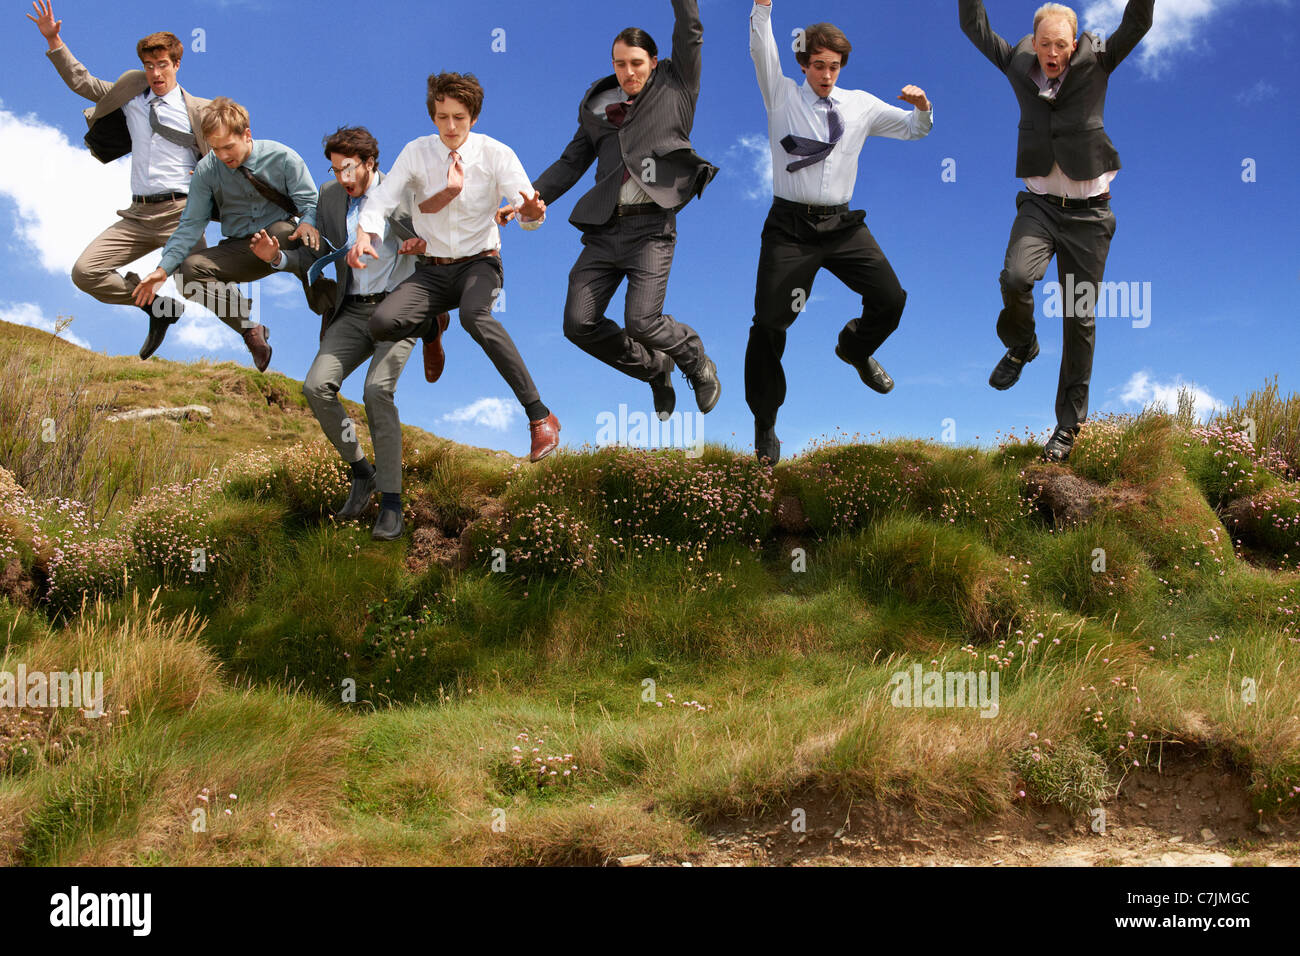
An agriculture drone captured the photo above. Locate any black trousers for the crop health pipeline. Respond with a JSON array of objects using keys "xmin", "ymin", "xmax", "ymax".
[
  {"xmin": 997, "ymin": 191, "xmax": 1117, "ymax": 430},
  {"xmin": 563, "ymin": 209, "xmax": 707, "ymax": 381},
  {"xmin": 744, "ymin": 201, "xmax": 907, "ymax": 429},
  {"xmin": 369, "ymin": 255, "xmax": 541, "ymax": 409}
]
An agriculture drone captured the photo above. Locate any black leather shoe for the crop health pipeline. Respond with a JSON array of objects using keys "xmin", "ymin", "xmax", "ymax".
[
  {"xmin": 1043, "ymin": 425, "xmax": 1079, "ymax": 463},
  {"xmin": 138, "ymin": 297, "xmax": 184, "ymax": 361},
  {"xmin": 650, "ymin": 353, "xmax": 676, "ymax": 421},
  {"xmin": 989, "ymin": 338, "xmax": 1040, "ymax": 391},
  {"xmin": 372, "ymin": 506, "xmax": 405, "ymax": 541},
  {"xmin": 337, "ymin": 474, "xmax": 376, "ymax": 519},
  {"xmin": 686, "ymin": 357, "xmax": 721, "ymax": 414},
  {"xmin": 835, "ymin": 345, "xmax": 894, "ymax": 394},
  {"xmin": 755, "ymin": 424, "xmax": 780, "ymax": 465}
]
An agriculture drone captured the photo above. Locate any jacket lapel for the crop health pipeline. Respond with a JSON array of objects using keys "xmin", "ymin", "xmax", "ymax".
[{"xmin": 86, "ymin": 70, "xmax": 148, "ymax": 124}]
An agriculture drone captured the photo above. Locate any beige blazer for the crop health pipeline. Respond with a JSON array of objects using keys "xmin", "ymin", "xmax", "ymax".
[{"xmin": 46, "ymin": 43, "xmax": 212, "ymax": 158}]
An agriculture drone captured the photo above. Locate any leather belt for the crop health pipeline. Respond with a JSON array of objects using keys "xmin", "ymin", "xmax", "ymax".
[
  {"xmin": 773, "ymin": 197, "xmax": 849, "ymax": 216},
  {"xmin": 132, "ymin": 191, "xmax": 187, "ymax": 204},
  {"xmin": 422, "ymin": 248, "xmax": 500, "ymax": 267},
  {"xmin": 1034, "ymin": 191, "xmax": 1111, "ymax": 209},
  {"xmin": 613, "ymin": 203, "xmax": 662, "ymax": 217},
  {"xmin": 344, "ymin": 292, "xmax": 387, "ymax": 305}
]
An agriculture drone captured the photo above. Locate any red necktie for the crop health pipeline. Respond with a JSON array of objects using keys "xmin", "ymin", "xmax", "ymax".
[{"xmin": 605, "ymin": 100, "xmax": 635, "ymax": 183}]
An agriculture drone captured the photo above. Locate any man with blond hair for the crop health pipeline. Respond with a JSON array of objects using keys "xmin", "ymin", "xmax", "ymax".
[
  {"xmin": 28, "ymin": 0, "xmax": 211, "ymax": 360},
  {"xmin": 133, "ymin": 97, "xmax": 321, "ymax": 371},
  {"xmin": 960, "ymin": 0, "xmax": 1153, "ymax": 462}
]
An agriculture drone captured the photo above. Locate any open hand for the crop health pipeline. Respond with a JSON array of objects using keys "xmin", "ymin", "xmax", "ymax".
[
  {"xmin": 27, "ymin": 0, "xmax": 62, "ymax": 48},
  {"xmin": 397, "ymin": 237, "xmax": 427, "ymax": 256},
  {"xmin": 516, "ymin": 190, "xmax": 546, "ymax": 222},
  {"xmin": 132, "ymin": 267, "xmax": 167, "ymax": 307},
  {"xmin": 249, "ymin": 229, "xmax": 281, "ymax": 264}
]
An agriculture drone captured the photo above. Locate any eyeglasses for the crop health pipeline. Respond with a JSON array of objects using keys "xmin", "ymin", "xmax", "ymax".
[{"xmin": 328, "ymin": 159, "xmax": 364, "ymax": 180}]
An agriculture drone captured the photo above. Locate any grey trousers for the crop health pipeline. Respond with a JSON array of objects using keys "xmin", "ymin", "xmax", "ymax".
[
  {"xmin": 563, "ymin": 209, "xmax": 707, "ymax": 381},
  {"xmin": 71, "ymin": 198, "xmax": 205, "ymax": 306},
  {"xmin": 998, "ymin": 191, "xmax": 1117, "ymax": 429},
  {"xmin": 369, "ymin": 255, "xmax": 541, "ymax": 410},
  {"xmin": 303, "ymin": 301, "xmax": 416, "ymax": 494}
]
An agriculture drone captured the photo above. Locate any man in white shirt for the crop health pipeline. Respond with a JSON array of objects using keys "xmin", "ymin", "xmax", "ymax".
[
  {"xmin": 250, "ymin": 127, "xmax": 429, "ymax": 541},
  {"xmin": 29, "ymin": 2, "xmax": 210, "ymax": 360},
  {"xmin": 746, "ymin": 0, "xmax": 933, "ymax": 464},
  {"xmin": 960, "ymin": 0, "xmax": 1153, "ymax": 462},
  {"xmin": 350, "ymin": 72, "xmax": 561, "ymax": 463}
]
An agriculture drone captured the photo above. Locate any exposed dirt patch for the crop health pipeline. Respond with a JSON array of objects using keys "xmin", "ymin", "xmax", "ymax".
[{"xmin": 664, "ymin": 751, "xmax": 1299, "ymax": 867}]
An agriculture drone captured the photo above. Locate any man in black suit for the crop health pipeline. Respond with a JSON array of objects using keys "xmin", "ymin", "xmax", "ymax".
[
  {"xmin": 961, "ymin": 0, "xmax": 1153, "ymax": 462},
  {"xmin": 533, "ymin": 0, "xmax": 722, "ymax": 420}
]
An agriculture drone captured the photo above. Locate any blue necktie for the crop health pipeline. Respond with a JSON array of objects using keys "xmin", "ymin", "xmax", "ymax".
[
  {"xmin": 781, "ymin": 97, "xmax": 844, "ymax": 172},
  {"xmin": 307, "ymin": 196, "xmax": 361, "ymax": 286}
]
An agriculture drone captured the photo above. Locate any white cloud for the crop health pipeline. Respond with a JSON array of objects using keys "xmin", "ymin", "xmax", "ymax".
[
  {"xmin": 1236, "ymin": 79, "xmax": 1279, "ymax": 104},
  {"xmin": 1081, "ymin": 0, "xmax": 1234, "ymax": 78},
  {"xmin": 726, "ymin": 134, "xmax": 774, "ymax": 202},
  {"xmin": 439, "ymin": 397, "xmax": 518, "ymax": 431},
  {"xmin": 1117, "ymin": 370, "xmax": 1225, "ymax": 421},
  {"xmin": 0, "ymin": 301, "xmax": 91, "ymax": 349},
  {"xmin": 0, "ymin": 105, "xmax": 150, "ymax": 276}
]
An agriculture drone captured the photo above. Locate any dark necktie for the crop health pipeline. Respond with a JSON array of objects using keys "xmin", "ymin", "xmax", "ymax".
[
  {"xmin": 149, "ymin": 96, "xmax": 197, "ymax": 152},
  {"xmin": 605, "ymin": 97, "xmax": 636, "ymax": 183},
  {"xmin": 307, "ymin": 196, "xmax": 361, "ymax": 286},
  {"xmin": 781, "ymin": 96, "xmax": 845, "ymax": 172},
  {"xmin": 238, "ymin": 165, "xmax": 298, "ymax": 217},
  {"xmin": 1039, "ymin": 76, "xmax": 1062, "ymax": 100}
]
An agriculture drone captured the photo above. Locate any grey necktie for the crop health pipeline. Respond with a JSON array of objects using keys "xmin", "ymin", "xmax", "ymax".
[{"xmin": 149, "ymin": 96, "xmax": 197, "ymax": 151}]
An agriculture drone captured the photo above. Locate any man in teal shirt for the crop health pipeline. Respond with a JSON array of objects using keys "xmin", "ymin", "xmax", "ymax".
[{"xmin": 133, "ymin": 96, "xmax": 320, "ymax": 371}]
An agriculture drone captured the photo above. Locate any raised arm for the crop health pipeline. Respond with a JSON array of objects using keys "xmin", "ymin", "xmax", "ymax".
[
  {"xmin": 669, "ymin": 0, "xmax": 704, "ymax": 96},
  {"xmin": 532, "ymin": 123, "xmax": 597, "ymax": 205},
  {"xmin": 1097, "ymin": 0, "xmax": 1155, "ymax": 72},
  {"xmin": 31, "ymin": 0, "xmax": 116, "ymax": 103},
  {"xmin": 750, "ymin": 1, "xmax": 787, "ymax": 113},
  {"xmin": 866, "ymin": 91, "xmax": 934, "ymax": 141},
  {"xmin": 959, "ymin": 0, "xmax": 1014, "ymax": 72}
]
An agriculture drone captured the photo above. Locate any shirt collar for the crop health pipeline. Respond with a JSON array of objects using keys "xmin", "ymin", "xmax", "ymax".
[
  {"xmin": 799, "ymin": 79, "xmax": 839, "ymax": 107},
  {"xmin": 145, "ymin": 84, "xmax": 185, "ymax": 107},
  {"xmin": 1030, "ymin": 62, "xmax": 1069, "ymax": 92},
  {"xmin": 432, "ymin": 132, "xmax": 476, "ymax": 161}
]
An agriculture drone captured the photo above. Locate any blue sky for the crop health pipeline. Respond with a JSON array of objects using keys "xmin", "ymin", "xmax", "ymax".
[{"xmin": 1, "ymin": 0, "xmax": 1296, "ymax": 459}]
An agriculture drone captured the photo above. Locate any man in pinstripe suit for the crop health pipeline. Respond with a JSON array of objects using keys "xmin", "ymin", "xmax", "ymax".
[{"xmin": 533, "ymin": 0, "xmax": 722, "ymax": 422}]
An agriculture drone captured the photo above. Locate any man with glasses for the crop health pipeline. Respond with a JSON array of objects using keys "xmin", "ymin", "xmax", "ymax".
[
  {"xmin": 28, "ymin": 1, "xmax": 210, "ymax": 360},
  {"xmin": 249, "ymin": 126, "xmax": 440, "ymax": 540}
]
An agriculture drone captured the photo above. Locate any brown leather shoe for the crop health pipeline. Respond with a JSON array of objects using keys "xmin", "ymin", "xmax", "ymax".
[
  {"xmin": 528, "ymin": 412, "xmax": 560, "ymax": 462},
  {"xmin": 242, "ymin": 324, "xmax": 272, "ymax": 373},
  {"xmin": 423, "ymin": 312, "xmax": 451, "ymax": 383}
]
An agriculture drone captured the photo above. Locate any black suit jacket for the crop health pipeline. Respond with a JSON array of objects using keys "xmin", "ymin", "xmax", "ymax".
[
  {"xmin": 532, "ymin": 0, "xmax": 719, "ymax": 227},
  {"xmin": 959, "ymin": 0, "xmax": 1153, "ymax": 180},
  {"xmin": 280, "ymin": 173, "xmax": 418, "ymax": 334}
]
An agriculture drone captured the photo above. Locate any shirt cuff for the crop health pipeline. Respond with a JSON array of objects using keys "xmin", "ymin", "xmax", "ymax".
[
  {"xmin": 520, "ymin": 214, "xmax": 544, "ymax": 230},
  {"xmin": 272, "ymin": 251, "xmax": 288, "ymax": 270}
]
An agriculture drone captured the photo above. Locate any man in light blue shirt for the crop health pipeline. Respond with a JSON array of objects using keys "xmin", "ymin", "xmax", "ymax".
[{"xmin": 133, "ymin": 97, "xmax": 321, "ymax": 371}]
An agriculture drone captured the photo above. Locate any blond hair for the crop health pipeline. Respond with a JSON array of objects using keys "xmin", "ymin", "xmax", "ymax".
[
  {"xmin": 200, "ymin": 96, "xmax": 250, "ymax": 138},
  {"xmin": 1033, "ymin": 3, "xmax": 1078, "ymax": 38}
]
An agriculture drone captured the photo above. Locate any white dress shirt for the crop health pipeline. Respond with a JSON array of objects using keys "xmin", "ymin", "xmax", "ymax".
[
  {"xmin": 587, "ymin": 86, "xmax": 656, "ymax": 206},
  {"xmin": 358, "ymin": 131, "xmax": 541, "ymax": 260},
  {"xmin": 1023, "ymin": 63, "xmax": 1117, "ymax": 199},
  {"xmin": 121, "ymin": 85, "xmax": 197, "ymax": 196},
  {"xmin": 750, "ymin": 2, "xmax": 932, "ymax": 207}
]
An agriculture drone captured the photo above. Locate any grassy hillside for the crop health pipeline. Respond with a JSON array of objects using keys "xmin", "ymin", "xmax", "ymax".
[{"xmin": 2, "ymin": 319, "xmax": 1298, "ymax": 865}]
